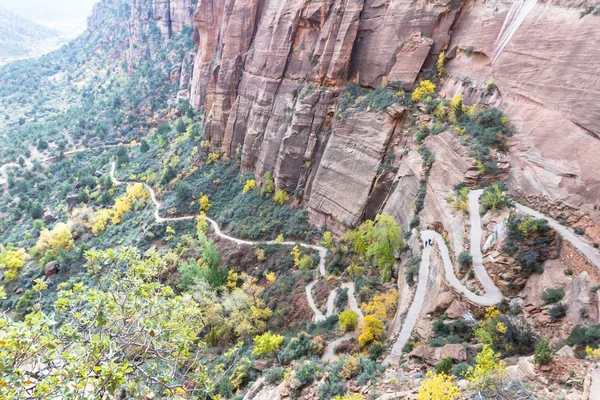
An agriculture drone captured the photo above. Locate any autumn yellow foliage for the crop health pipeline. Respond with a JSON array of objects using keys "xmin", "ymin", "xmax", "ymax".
[
  {"xmin": 273, "ymin": 189, "xmax": 289, "ymax": 205},
  {"xmin": 361, "ymin": 290, "xmax": 398, "ymax": 319},
  {"xmin": 36, "ymin": 223, "xmax": 74, "ymax": 254},
  {"xmin": 417, "ymin": 371, "xmax": 460, "ymax": 400},
  {"xmin": 199, "ymin": 195, "xmax": 211, "ymax": 213},
  {"xmin": 88, "ymin": 183, "xmax": 149, "ymax": 234},
  {"xmin": 412, "ymin": 80, "xmax": 436, "ymax": 102},
  {"xmin": 0, "ymin": 245, "xmax": 27, "ymax": 280},
  {"xmin": 358, "ymin": 315, "xmax": 384, "ymax": 346},
  {"xmin": 243, "ymin": 179, "xmax": 256, "ymax": 194}
]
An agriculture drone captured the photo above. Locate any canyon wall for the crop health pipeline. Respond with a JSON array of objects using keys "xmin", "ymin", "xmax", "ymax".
[{"xmin": 186, "ymin": 0, "xmax": 600, "ymax": 237}]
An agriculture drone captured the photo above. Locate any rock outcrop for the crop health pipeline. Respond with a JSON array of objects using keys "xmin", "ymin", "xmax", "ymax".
[
  {"xmin": 410, "ymin": 343, "xmax": 468, "ymax": 366},
  {"xmin": 186, "ymin": 0, "xmax": 600, "ymax": 238}
]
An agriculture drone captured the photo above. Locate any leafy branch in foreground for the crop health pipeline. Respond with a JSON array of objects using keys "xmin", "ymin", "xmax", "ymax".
[{"xmin": 0, "ymin": 247, "xmax": 242, "ymax": 399}]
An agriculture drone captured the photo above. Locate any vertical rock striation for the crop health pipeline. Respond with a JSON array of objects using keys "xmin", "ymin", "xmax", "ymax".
[{"xmin": 186, "ymin": 0, "xmax": 600, "ymax": 236}]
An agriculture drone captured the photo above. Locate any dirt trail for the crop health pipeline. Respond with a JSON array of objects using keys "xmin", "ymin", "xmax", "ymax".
[
  {"xmin": 383, "ymin": 190, "xmax": 503, "ymax": 365},
  {"xmin": 110, "ymin": 162, "xmax": 356, "ymax": 325},
  {"xmin": 6, "ymin": 148, "xmax": 598, "ymax": 365}
]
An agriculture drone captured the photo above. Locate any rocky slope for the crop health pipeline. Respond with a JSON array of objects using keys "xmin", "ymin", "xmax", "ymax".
[{"xmin": 185, "ymin": 0, "xmax": 600, "ymax": 240}]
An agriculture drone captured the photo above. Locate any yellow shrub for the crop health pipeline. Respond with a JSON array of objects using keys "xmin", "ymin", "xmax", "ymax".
[
  {"xmin": 89, "ymin": 209, "xmax": 113, "ymax": 235},
  {"xmin": 332, "ymin": 395, "xmax": 364, "ymax": 400},
  {"xmin": 412, "ymin": 80, "xmax": 436, "ymax": 102},
  {"xmin": 339, "ymin": 355, "xmax": 359, "ymax": 380},
  {"xmin": 111, "ymin": 195, "xmax": 132, "ymax": 224},
  {"xmin": 358, "ymin": 315, "xmax": 384, "ymax": 346},
  {"xmin": 362, "ymin": 290, "xmax": 398, "ymax": 319},
  {"xmin": 273, "ymin": 189, "xmax": 289, "ymax": 205},
  {"xmin": 243, "ymin": 179, "xmax": 256, "ymax": 194},
  {"xmin": 265, "ymin": 272, "xmax": 276, "ymax": 283},
  {"xmin": 126, "ymin": 183, "xmax": 149, "ymax": 201},
  {"xmin": 255, "ymin": 248, "xmax": 267, "ymax": 261},
  {"xmin": 339, "ymin": 310, "xmax": 359, "ymax": 332},
  {"xmin": 417, "ymin": 371, "xmax": 460, "ymax": 400},
  {"xmin": 0, "ymin": 246, "xmax": 27, "ymax": 281},
  {"xmin": 199, "ymin": 195, "xmax": 211, "ymax": 213},
  {"xmin": 206, "ymin": 151, "xmax": 222, "ymax": 165},
  {"xmin": 36, "ymin": 223, "xmax": 74, "ymax": 254}
]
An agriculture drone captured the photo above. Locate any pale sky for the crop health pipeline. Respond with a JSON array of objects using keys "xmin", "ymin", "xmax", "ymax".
[
  {"xmin": 1, "ymin": 0, "xmax": 98, "ymax": 36},
  {"xmin": 1, "ymin": 0, "xmax": 98, "ymax": 22}
]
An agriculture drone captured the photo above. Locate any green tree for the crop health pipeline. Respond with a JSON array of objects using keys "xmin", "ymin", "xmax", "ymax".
[
  {"xmin": 533, "ymin": 340, "xmax": 554, "ymax": 366},
  {"xmin": 176, "ymin": 181, "xmax": 192, "ymax": 200},
  {"xmin": 260, "ymin": 171, "xmax": 275, "ymax": 197},
  {"xmin": 0, "ymin": 248, "xmax": 243, "ymax": 399},
  {"xmin": 29, "ymin": 202, "xmax": 44, "ymax": 219},
  {"xmin": 366, "ymin": 213, "xmax": 404, "ymax": 282},
  {"xmin": 175, "ymin": 118, "xmax": 186, "ymax": 134},
  {"xmin": 140, "ymin": 139, "xmax": 150, "ymax": 153},
  {"xmin": 322, "ymin": 231, "xmax": 334, "ymax": 250},
  {"xmin": 116, "ymin": 146, "xmax": 129, "ymax": 165}
]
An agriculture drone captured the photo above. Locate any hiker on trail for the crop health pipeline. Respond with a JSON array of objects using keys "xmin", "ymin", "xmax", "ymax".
[{"xmin": 428, "ymin": 239, "xmax": 433, "ymax": 246}]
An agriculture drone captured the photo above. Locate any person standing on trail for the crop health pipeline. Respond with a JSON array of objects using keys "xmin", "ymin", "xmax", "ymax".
[{"xmin": 428, "ymin": 239, "xmax": 433, "ymax": 246}]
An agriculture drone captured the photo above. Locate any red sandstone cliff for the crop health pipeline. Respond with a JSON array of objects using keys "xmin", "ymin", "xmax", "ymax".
[{"xmin": 186, "ymin": 0, "xmax": 600, "ymax": 238}]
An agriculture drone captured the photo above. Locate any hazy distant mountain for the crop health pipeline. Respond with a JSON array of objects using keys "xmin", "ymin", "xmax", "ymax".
[{"xmin": 0, "ymin": 4, "xmax": 67, "ymax": 65}]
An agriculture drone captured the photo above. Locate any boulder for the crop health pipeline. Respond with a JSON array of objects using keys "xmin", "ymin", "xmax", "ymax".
[
  {"xmin": 439, "ymin": 343, "xmax": 467, "ymax": 363},
  {"xmin": 506, "ymin": 356, "xmax": 537, "ymax": 383},
  {"xmin": 445, "ymin": 300, "xmax": 469, "ymax": 319},
  {"xmin": 66, "ymin": 194, "xmax": 78, "ymax": 208},
  {"xmin": 410, "ymin": 343, "xmax": 467, "ymax": 366},
  {"xmin": 15, "ymin": 288, "xmax": 23, "ymax": 295},
  {"xmin": 555, "ymin": 345, "xmax": 575, "ymax": 359},
  {"xmin": 44, "ymin": 261, "xmax": 59, "ymax": 277},
  {"xmin": 43, "ymin": 213, "xmax": 58, "ymax": 224},
  {"xmin": 424, "ymin": 291, "xmax": 454, "ymax": 316},
  {"xmin": 253, "ymin": 359, "xmax": 270, "ymax": 372}
]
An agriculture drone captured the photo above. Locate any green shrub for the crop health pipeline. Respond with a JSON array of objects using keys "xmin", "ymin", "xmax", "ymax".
[
  {"xmin": 405, "ymin": 257, "xmax": 420, "ymax": 286},
  {"xmin": 368, "ymin": 343, "xmax": 384, "ymax": 360},
  {"xmin": 458, "ymin": 252, "xmax": 472, "ymax": 270},
  {"xmin": 428, "ymin": 337, "xmax": 445, "ymax": 347},
  {"xmin": 264, "ymin": 366, "xmax": 285, "ymax": 385},
  {"xmin": 435, "ymin": 357, "xmax": 454, "ymax": 375},
  {"xmin": 318, "ymin": 381, "xmax": 345, "ymax": 400},
  {"xmin": 219, "ymin": 378, "xmax": 235, "ymax": 398},
  {"xmin": 481, "ymin": 182, "xmax": 506, "ymax": 211},
  {"xmin": 452, "ymin": 362, "xmax": 469, "ymax": 378},
  {"xmin": 533, "ymin": 340, "xmax": 554, "ymax": 366},
  {"xmin": 549, "ymin": 303, "xmax": 567, "ymax": 322},
  {"xmin": 334, "ymin": 287, "xmax": 348, "ymax": 310},
  {"xmin": 541, "ymin": 287, "xmax": 565, "ymax": 304},
  {"xmin": 295, "ymin": 363, "xmax": 317, "ymax": 388},
  {"xmin": 175, "ymin": 181, "xmax": 192, "ymax": 200},
  {"xmin": 279, "ymin": 333, "xmax": 316, "ymax": 364},
  {"xmin": 409, "ymin": 216, "xmax": 420, "ymax": 230},
  {"xmin": 567, "ymin": 325, "xmax": 600, "ymax": 349},
  {"xmin": 356, "ymin": 357, "xmax": 383, "ymax": 385}
]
